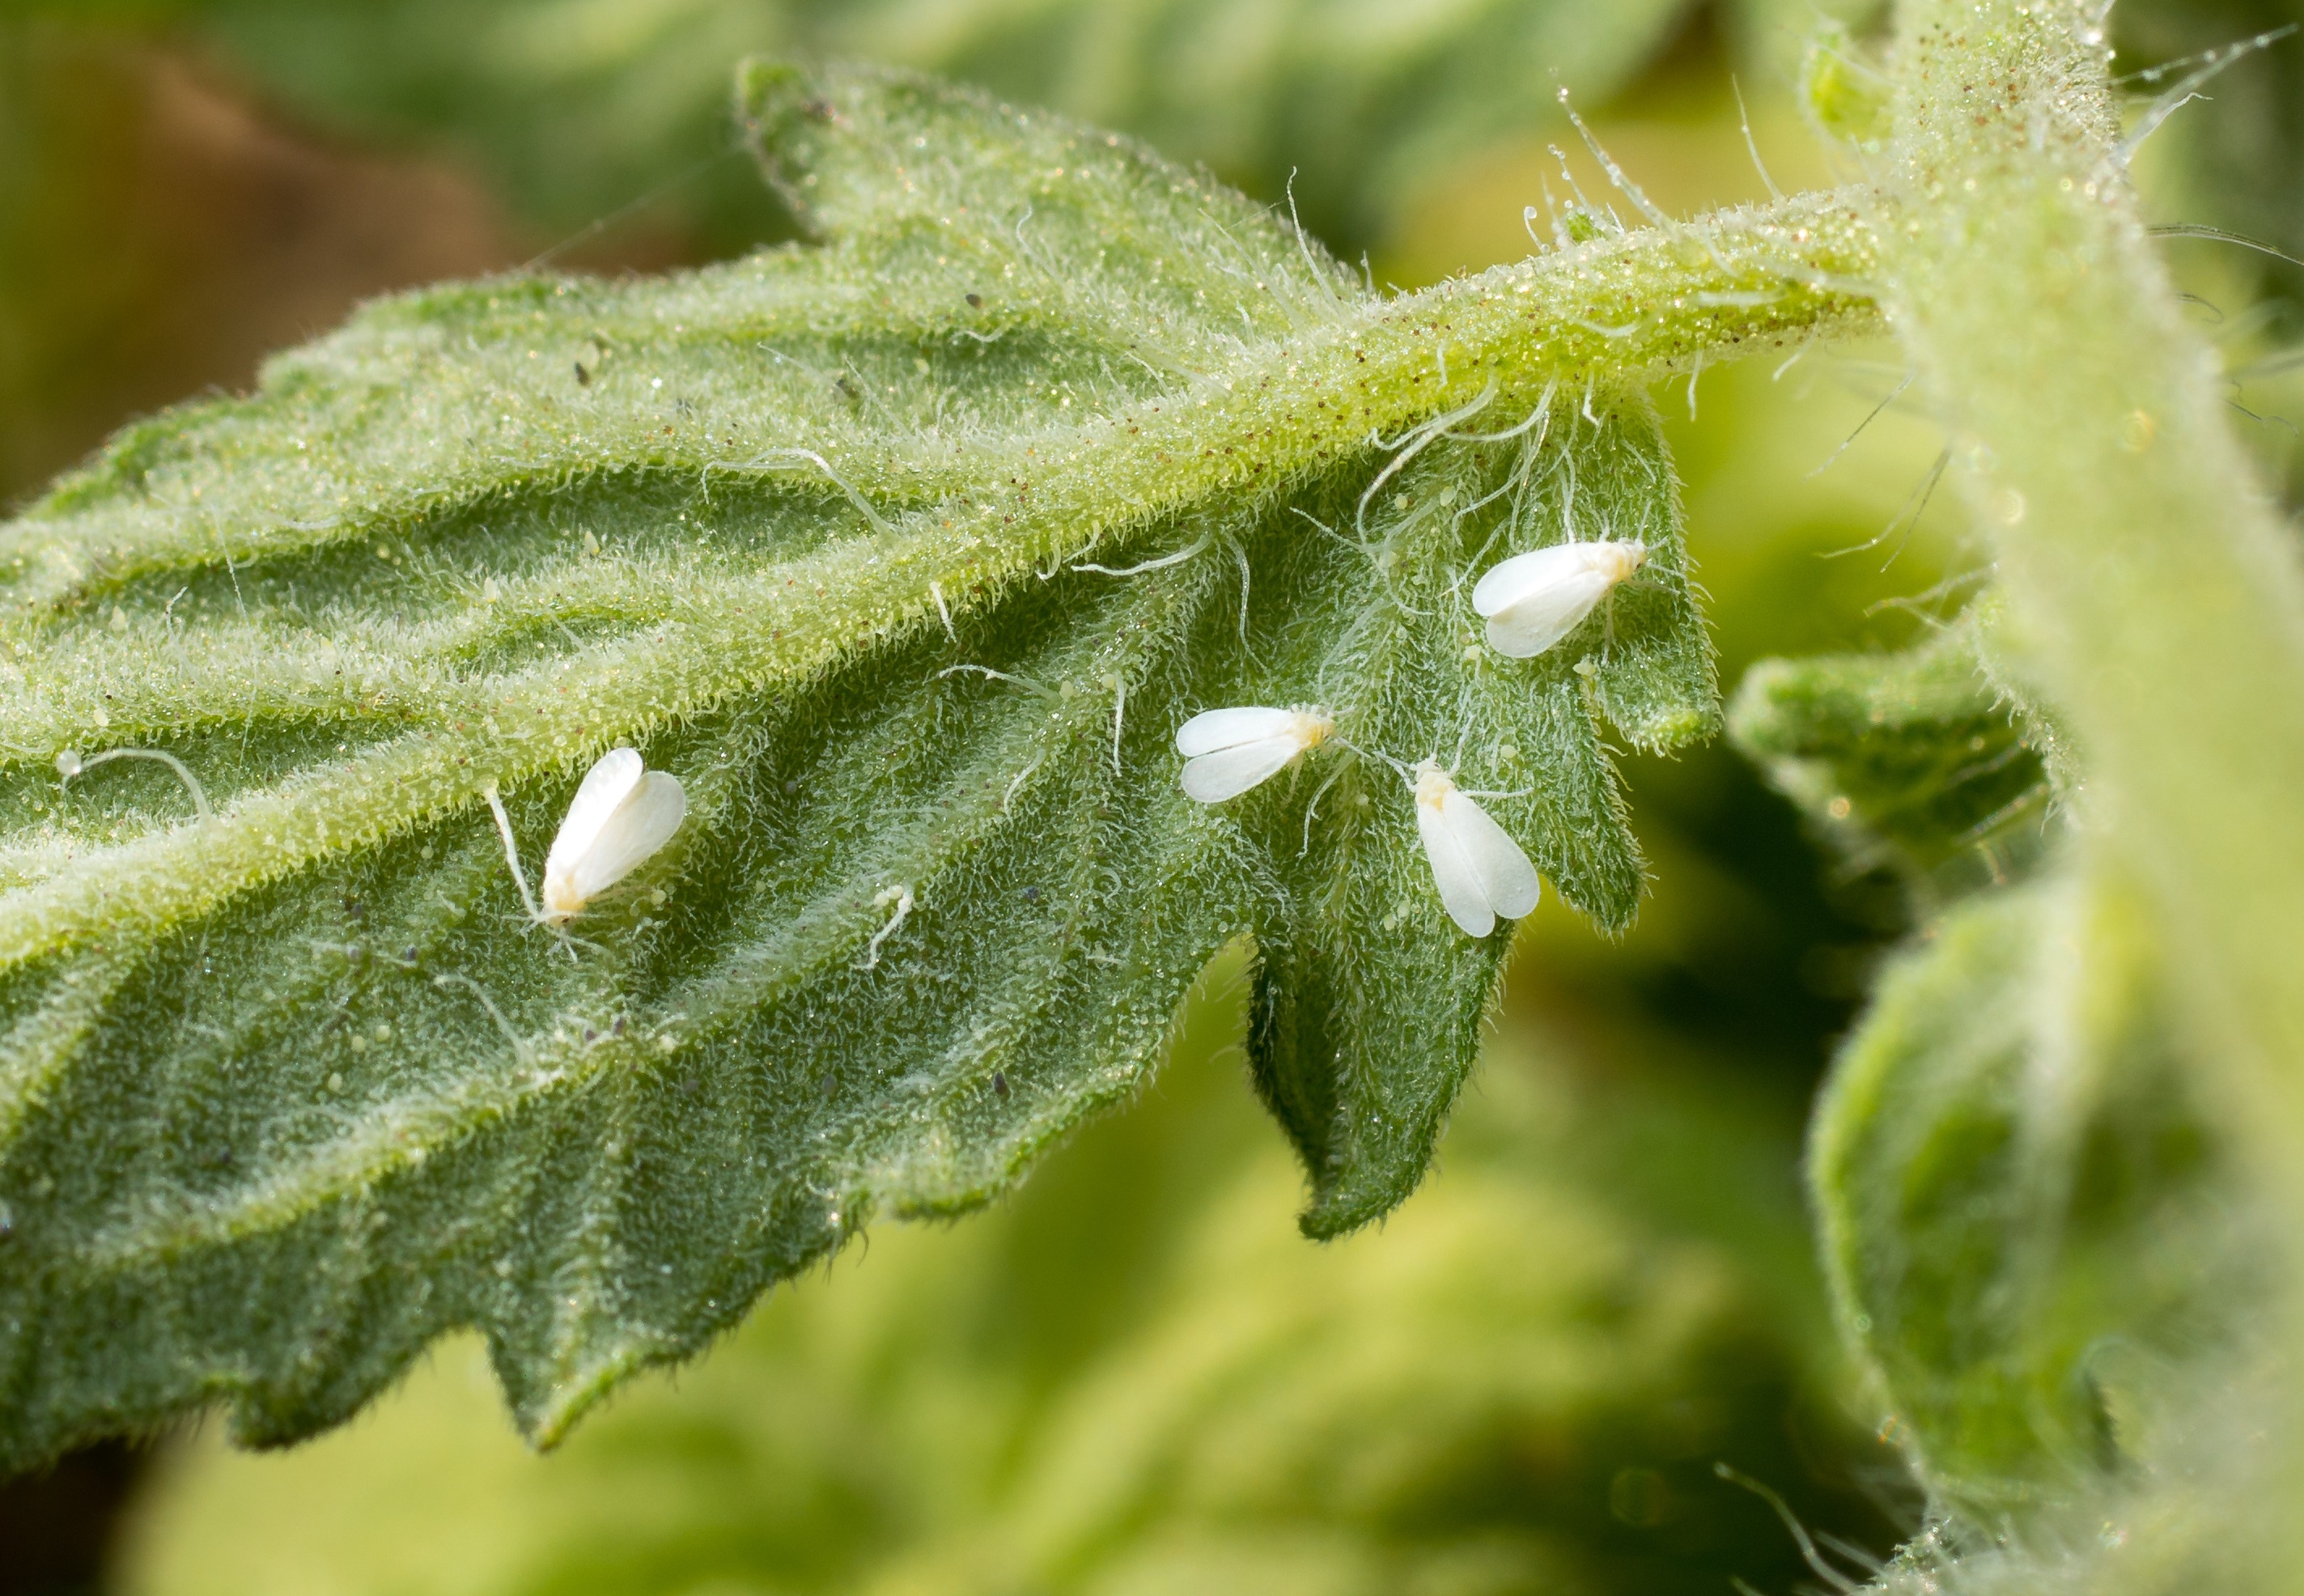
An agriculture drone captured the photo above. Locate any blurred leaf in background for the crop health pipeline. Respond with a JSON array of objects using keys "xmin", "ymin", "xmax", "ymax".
[
  {"xmin": 0, "ymin": 0, "xmax": 1899, "ymax": 508},
  {"xmin": 0, "ymin": 19, "xmax": 517, "ymax": 507},
  {"xmin": 6, "ymin": 0, "xmax": 1826, "ymax": 257},
  {"xmin": 2115, "ymin": 0, "xmax": 2304, "ymax": 265}
]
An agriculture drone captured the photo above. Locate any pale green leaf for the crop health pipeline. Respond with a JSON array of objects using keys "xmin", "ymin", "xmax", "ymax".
[
  {"xmin": 1809, "ymin": 868, "xmax": 2251, "ymax": 1517},
  {"xmin": 1729, "ymin": 612, "xmax": 2054, "ymax": 901},
  {"xmin": 0, "ymin": 60, "xmax": 1886, "ymax": 1469},
  {"xmin": 119, "ymin": 983, "xmax": 1897, "ymax": 1596}
]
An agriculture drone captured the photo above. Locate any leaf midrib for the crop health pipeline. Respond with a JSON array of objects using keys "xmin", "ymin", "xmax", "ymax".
[
  {"xmin": 0, "ymin": 193, "xmax": 1882, "ymax": 985},
  {"xmin": 9, "ymin": 189, "xmax": 1880, "ymax": 608}
]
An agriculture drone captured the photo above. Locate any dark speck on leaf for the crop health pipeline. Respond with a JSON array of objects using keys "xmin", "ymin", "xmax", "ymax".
[
  {"xmin": 1022, "ymin": 885, "xmax": 1040, "ymax": 902},
  {"xmin": 613, "ymin": 1017, "xmax": 627, "ymax": 1038},
  {"xmin": 966, "ymin": 293, "xmax": 983, "ymax": 308},
  {"xmin": 402, "ymin": 946, "xmax": 419, "ymax": 966},
  {"xmin": 574, "ymin": 361, "xmax": 590, "ymax": 385},
  {"xmin": 992, "ymin": 1070, "xmax": 1009, "ymax": 1097}
]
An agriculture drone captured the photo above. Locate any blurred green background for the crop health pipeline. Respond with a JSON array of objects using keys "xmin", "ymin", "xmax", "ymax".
[{"xmin": 4, "ymin": 1, "xmax": 2300, "ymax": 1591}]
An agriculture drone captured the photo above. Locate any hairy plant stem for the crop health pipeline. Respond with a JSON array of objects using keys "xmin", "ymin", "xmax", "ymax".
[{"xmin": 1878, "ymin": 0, "xmax": 2304, "ymax": 1528}]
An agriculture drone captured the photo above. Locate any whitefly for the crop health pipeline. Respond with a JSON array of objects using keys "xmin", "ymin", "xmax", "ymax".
[
  {"xmin": 1411, "ymin": 760, "xmax": 1540, "ymax": 938},
  {"xmin": 1174, "ymin": 706, "xmax": 1334, "ymax": 803},
  {"xmin": 543, "ymin": 749, "xmax": 688, "ymax": 922},
  {"xmin": 488, "ymin": 746, "xmax": 687, "ymax": 927},
  {"xmin": 1472, "ymin": 539, "xmax": 1647, "ymax": 659}
]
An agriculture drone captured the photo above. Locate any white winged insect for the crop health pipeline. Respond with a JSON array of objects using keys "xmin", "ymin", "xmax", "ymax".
[
  {"xmin": 542, "ymin": 749, "xmax": 687, "ymax": 921},
  {"xmin": 1175, "ymin": 707, "xmax": 1334, "ymax": 803},
  {"xmin": 487, "ymin": 748, "xmax": 687, "ymax": 931},
  {"xmin": 1411, "ymin": 760, "xmax": 1541, "ymax": 937},
  {"xmin": 1471, "ymin": 539, "xmax": 1646, "ymax": 659}
]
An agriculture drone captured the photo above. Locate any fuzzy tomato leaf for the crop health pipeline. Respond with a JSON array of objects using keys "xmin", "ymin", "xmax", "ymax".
[{"xmin": 0, "ymin": 61, "xmax": 1885, "ymax": 1467}]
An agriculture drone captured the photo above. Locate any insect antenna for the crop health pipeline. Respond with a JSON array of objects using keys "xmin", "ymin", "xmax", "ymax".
[
  {"xmin": 483, "ymin": 785, "xmax": 584, "ymax": 960},
  {"xmin": 483, "ymin": 785, "xmax": 544, "ymax": 923}
]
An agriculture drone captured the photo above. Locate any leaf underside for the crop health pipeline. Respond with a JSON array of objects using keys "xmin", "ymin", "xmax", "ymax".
[{"xmin": 0, "ymin": 62, "xmax": 1713, "ymax": 1467}]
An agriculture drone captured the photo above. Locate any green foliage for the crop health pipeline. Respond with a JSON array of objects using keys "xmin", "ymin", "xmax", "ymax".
[
  {"xmin": 1802, "ymin": 23, "xmax": 1894, "ymax": 153},
  {"xmin": 12, "ymin": 0, "xmax": 1702, "ymax": 253},
  {"xmin": 5, "ymin": 0, "xmax": 2300, "ymax": 1588},
  {"xmin": 0, "ymin": 59, "xmax": 1895, "ymax": 1471},
  {"xmin": 119, "ymin": 988, "xmax": 1896, "ymax": 1596},
  {"xmin": 1810, "ymin": 868, "xmax": 2247, "ymax": 1517},
  {"xmin": 1729, "ymin": 614, "xmax": 2052, "ymax": 899}
]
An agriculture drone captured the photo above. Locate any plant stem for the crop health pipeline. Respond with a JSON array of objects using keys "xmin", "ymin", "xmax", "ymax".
[{"xmin": 1880, "ymin": 2, "xmax": 2304, "ymax": 1224}]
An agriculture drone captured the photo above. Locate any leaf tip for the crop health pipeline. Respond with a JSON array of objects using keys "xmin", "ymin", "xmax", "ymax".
[{"xmin": 1296, "ymin": 1167, "xmax": 1425, "ymax": 1242}]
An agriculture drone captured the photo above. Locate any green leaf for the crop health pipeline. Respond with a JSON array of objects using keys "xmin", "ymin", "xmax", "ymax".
[
  {"xmin": 1809, "ymin": 868, "xmax": 2250, "ymax": 1516},
  {"xmin": 120, "ymin": 986, "xmax": 1898, "ymax": 1596},
  {"xmin": 1729, "ymin": 613, "xmax": 2054, "ymax": 899},
  {"xmin": 0, "ymin": 61, "xmax": 1892, "ymax": 1470}
]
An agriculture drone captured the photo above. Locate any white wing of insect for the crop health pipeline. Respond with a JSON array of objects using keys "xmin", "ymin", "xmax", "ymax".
[
  {"xmin": 1411, "ymin": 761, "xmax": 1541, "ymax": 937},
  {"xmin": 1471, "ymin": 539, "xmax": 1646, "ymax": 658},
  {"xmin": 1175, "ymin": 707, "xmax": 1334, "ymax": 803},
  {"xmin": 540, "ymin": 748, "xmax": 688, "ymax": 922}
]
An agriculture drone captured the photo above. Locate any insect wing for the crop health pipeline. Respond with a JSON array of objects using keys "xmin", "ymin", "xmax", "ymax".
[
  {"xmin": 1181, "ymin": 736, "xmax": 1301, "ymax": 802},
  {"xmin": 1483, "ymin": 567, "xmax": 1614, "ymax": 658},
  {"xmin": 1176, "ymin": 706, "xmax": 1299, "ymax": 758},
  {"xmin": 1415, "ymin": 796, "xmax": 1498, "ymax": 937},
  {"xmin": 1471, "ymin": 543, "xmax": 1592, "ymax": 616},
  {"xmin": 1442, "ymin": 787, "xmax": 1540, "ymax": 921},
  {"xmin": 545, "ymin": 747, "xmax": 645, "ymax": 881},
  {"xmin": 565, "ymin": 771, "xmax": 687, "ymax": 902}
]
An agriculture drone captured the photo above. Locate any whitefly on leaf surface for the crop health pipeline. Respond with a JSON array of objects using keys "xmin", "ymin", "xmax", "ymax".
[
  {"xmin": 1473, "ymin": 539, "xmax": 1647, "ymax": 659},
  {"xmin": 1411, "ymin": 761, "xmax": 1542, "ymax": 937},
  {"xmin": 518, "ymin": 748, "xmax": 688, "ymax": 923},
  {"xmin": 1176, "ymin": 707, "xmax": 1335, "ymax": 802}
]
